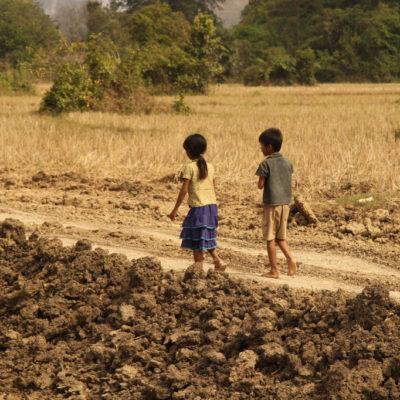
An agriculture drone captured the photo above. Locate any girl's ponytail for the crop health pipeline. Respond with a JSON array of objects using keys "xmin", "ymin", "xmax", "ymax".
[
  {"xmin": 197, "ymin": 156, "xmax": 208, "ymax": 180},
  {"xmin": 183, "ymin": 134, "xmax": 208, "ymax": 180}
]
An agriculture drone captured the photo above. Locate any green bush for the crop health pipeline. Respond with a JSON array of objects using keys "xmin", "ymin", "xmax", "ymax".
[
  {"xmin": 264, "ymin": 47, "xmax": 296, "ymax": 85},
  {"xmin": 0, "ymin": 68, "xmax": 34, "ymax": 93},
  {"xmin": 295, "ymin": 48, "xmax": 317, "ymax": 85},
  {"xmin": 243, "ymin": 65, "xmax": 266, "ymax": 86},
  {"xmin": 40, "ymin": 63, "xmax": 93, "ymax": 113},
  {"xmin": 41, "ymin": 34, "xmax": 159, "ymax": 114},
  {"xmin": 173, "ymin": 93, "xmax": 191, "ymax": 114}
]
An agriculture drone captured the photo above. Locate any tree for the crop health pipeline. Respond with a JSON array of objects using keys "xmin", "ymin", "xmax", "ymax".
[
  {"xmin": 233, "ymin": 0, "xmax": 400, "ymax": 84},
  {"xmin": 183, "ymin": 13, "xmax": 225, "ymax": 92},
  {"xmin": 0, "ymin": 0, "xmax": 60, "ymax": 66},
  {"xmin": 111, "ymin": 0, "xmax": 226, "ymax": 21},
  {"xmin": 87, "ymin": 1, "xmax": 132, "ymax": 47},
  {"xmin": 318, "ymin": 5, "xmax": 400, "ymax": 81},
  {"xmin": 295, "ymin": 48, "xmax": 317, "ymax": 85},
  {"xmin": 125, "ymin": 2, "xmax": 190, "ymax": 47},
  {"xmin": 86, "ymin": 2, "xmax": 224, "ymax": 93}
]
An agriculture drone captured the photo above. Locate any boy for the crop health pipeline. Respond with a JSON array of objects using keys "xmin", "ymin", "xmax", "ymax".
[{"xmin": 256, "ymin": 128, "xmax": 297, "ymax": 278}]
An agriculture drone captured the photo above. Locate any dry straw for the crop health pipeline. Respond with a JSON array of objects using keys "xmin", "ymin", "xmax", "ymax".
[{"xmin": 1, "ymin": 83, "xmax": 399, "ymax": 198}]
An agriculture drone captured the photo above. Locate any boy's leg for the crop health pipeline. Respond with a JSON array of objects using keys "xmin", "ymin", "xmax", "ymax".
[
  {"xmin": 262, "ymin": 239, "xmax": 279, "ymax": 278},
  {"xmin": 276, "ymin": 239, "xmax": 297, "ymax": 276},
  {"xmin": 274, "ymin": 205, "xmax": 296, "ymax": 276},
  {"xmin": 262, "ymin": 206, "xmax": 279, "ymax": 278}
]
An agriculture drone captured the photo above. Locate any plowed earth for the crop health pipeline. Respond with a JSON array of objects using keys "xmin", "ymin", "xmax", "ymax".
[{"xmin": 0, "ymin": 169, "xmax": 399, "ymax": 399}]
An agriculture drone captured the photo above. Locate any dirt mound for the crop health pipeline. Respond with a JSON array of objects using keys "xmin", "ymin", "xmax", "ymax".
[{"xmin": 1, "ymin": 220, "xmax": 400, "ymax": 399}]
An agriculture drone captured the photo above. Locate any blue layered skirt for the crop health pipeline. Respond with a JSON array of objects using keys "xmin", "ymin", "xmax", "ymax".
[{"xmin": 180, "ymin": 204, "xmax": 218, "ymax": 251}]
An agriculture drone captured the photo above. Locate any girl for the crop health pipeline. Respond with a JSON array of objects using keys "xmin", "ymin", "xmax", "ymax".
[{"xmin": 168, "ymin": 134, "xmax": 225, "ymax": 271}]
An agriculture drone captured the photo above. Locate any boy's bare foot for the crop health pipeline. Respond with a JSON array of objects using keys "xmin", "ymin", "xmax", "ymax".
[
  {"xmin": 287, "ymin": 260, "xmax": 297, "ymax": 276},
  {"xmin": 261, "ymin": 271, "xmax": 279, "ymax": 279}
]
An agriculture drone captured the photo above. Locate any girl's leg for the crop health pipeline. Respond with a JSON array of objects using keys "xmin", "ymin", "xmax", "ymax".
[
  {"xmin": 193, "ymin": 250, "xmax": 204, "ymax": 263},
  {"xmin": 208, "ymin": 248, "xmax": 225, "ymax": 270}
]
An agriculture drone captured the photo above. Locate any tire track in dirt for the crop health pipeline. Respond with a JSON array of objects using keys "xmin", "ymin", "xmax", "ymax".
[{"xmin": 1, "ymin": 208, "xmax": 400, "ymax": 300}]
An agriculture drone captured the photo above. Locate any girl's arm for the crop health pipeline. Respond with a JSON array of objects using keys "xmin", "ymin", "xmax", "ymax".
[
  {"xmin": 168, "ymin": 179, "xmax": 190, "ymax": 221},
  {"xmin": 258, "ymin": 176, "xmax": 265, "ymax": 189}
]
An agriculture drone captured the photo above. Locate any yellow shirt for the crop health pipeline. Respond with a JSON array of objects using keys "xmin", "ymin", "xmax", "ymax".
[{"xmin": 182, "ymin": 161, "xmax": 217, "ymax": 207}]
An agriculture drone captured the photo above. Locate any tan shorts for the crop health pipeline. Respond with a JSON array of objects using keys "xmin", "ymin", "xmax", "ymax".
[{"xmin": 262, "ymin": 205, "xmax": 289, "ymax": 241}]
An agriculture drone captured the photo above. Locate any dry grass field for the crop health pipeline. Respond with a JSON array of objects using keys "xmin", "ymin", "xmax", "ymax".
[{"xmin": 1, "ymin": 83, "xmax": 399, "ymax": 199}]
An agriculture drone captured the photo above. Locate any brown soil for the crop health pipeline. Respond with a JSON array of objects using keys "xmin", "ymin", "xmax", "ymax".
[
  {"xmin": 0, "ymin": 169, "xmax": 400, "ymax": 399},
  {"xmin": 1, "ymin": 220, "xmax": 400, "ymax": 399}
]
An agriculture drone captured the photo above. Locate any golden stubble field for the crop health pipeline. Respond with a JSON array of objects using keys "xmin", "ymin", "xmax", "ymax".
[{"xmin": 1, "ymin": 83, "xmax": 399, "ymax": 199}]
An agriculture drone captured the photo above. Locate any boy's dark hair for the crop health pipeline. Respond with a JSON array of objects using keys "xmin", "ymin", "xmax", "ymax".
[
  {"xmin": 259, "ymin": 128, "xmax": 283, "ymax": 152},
  {"xmin": 183, "ymin": 133, "xmax": 208, "ymax": 179}
]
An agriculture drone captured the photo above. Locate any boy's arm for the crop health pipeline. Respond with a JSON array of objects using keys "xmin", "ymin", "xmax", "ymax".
[
  {"xmin": 256, "ymin": 160, "xmax": 268, "ymax": 189},
  {"xmin": 168, "ymin": 179, "xmax": 190, "ymax": 220}
]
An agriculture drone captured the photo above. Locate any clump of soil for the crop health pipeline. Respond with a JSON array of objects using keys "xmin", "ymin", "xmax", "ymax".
[{"xmin": 1, "ymin": 219, "xmax": 400, "ymax": 400}]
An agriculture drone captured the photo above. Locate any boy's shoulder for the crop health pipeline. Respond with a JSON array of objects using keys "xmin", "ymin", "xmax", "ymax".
[{"xmin": 266, "ymin": 153, "xmax": 292, "ymax": 164}]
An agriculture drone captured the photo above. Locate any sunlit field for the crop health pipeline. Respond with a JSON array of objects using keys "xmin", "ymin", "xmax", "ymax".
[{"xmin": 1, "ymin": 83, "xmax": 399, "ymax": 198}]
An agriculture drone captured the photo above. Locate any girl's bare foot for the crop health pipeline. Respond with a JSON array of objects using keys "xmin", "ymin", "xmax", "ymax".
[
  {"xmin": 214, "ymin": 260, "xmax": 226, "ymax": 272},
  {"xmin": 261, "ymin": 271, "xmax": 279, "ymax": 279},
  {"xmin": 287, "ymin": 260, "xmax": 297, "ymax": 276}
]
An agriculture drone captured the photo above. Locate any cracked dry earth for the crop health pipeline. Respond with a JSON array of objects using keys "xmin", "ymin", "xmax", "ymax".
[{"xmin": 0, "ymin": 169, "xmax": 400, "ymax": 399}]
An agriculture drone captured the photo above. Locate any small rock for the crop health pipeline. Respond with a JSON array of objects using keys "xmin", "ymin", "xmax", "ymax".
[
  {"xmin": 373, "ymin": 209, "xmax": 389, "ymax": 220},
  {"xmin": 258, "ymin": 343, "xmax": 286, "ymax": 364},
  {"xmin": 0, "ymin": 219, "xmax": 26, "ymax": 244},
  {"xmin": 119, "ymin": 304, "xmax": 136, "ymax": 323},
  {"xmin": 62, "ymin": 196, "xmax": 80, "ymax": 207},
  {"xmin": 205, "ymin": 349, "xmax": 226, "ymax": 364},
  {"xmin": 343, "ymin": 222, "xmax": 366, "ymax": 236},
  {"xmin": 32, "ymin": 171, "xmax": 48, "ymax": 182},
  {"xmin": 363, "ymin": 217, "xmax": 381, "ymax": 237},
  {"xmin": 74, "ymin": 239, "xmax": 92, "ymax": 252},
  {"xmin": 237, "ymin": 350, "xmax": 258, "ymax": 369},
  {"xmin": 117, "ymin": 365, "xmax": 139, "ymax": 380}
]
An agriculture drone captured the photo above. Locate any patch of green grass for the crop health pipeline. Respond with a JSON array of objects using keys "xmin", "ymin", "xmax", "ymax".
[{"xmin": 335, "ymin": 193, "xmax": 397, "ymax": 209}]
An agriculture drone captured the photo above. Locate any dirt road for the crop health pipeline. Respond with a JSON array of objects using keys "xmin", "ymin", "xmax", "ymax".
[{"xmin": 1, "ymin": 206, "xmax": 399, "ymax": 301}]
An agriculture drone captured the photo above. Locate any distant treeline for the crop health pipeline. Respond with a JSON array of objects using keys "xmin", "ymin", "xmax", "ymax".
[
  {"xmin": 1, "ymin": 0, "xmax": 399, "ymax": 100},
  {"xmin": 234, "ymin": 0, "xmax": 400, "ymax": 84}
]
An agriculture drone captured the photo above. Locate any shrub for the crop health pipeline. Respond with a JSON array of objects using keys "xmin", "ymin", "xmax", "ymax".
[
  {"xmin": 295, "ymin": 48, "xmax": 317, "ymax": 85},
  {"xmin": 264, "ymin": 47, "xmax": 296, "ymax": 85},
  {"xmin": 172, "ymin": 93, "xmax": 191, "ymax": 115},
  {"xmin": 91, "ymin": 87, "xmax": 162, "ymax": 115},
  {"xmin": 41, "ymin": 35, "xmax": 162, "ymax": 115},
  {"xmin": 243, "ymin": 65, "xmax": 266, "ymax": 86},
  {"xmin": 40, "ymin": 63, "xmax": 93, "ymax": 113},
  {"xmin": 0, "ymin": 68, "xmax": 34, "ymax": 93}
]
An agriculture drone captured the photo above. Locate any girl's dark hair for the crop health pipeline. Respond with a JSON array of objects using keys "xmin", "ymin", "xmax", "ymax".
[{"xmin": 183, "ymin": 134, "xmax": 208, "ymax": 179}]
